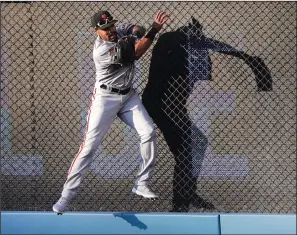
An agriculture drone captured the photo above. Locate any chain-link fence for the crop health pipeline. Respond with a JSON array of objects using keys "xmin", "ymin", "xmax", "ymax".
[{"xmin": 1, "ymin": 1, "xmax": 296, "ymax": 213}]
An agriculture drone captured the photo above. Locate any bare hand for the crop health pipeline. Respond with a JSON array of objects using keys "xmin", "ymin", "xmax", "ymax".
[{"xmin": 152, "ymin": 11, "xmax": 169, "ymax": 32}]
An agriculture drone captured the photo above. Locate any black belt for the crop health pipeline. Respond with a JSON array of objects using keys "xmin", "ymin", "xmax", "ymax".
[{"xmin": 100, "ymin": 84, "xmax": 131, "ymax": 95}]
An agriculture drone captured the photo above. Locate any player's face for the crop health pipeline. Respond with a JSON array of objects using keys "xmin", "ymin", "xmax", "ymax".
[{"xmin": 97, "ymin": 24, "xmax": 117, "ymax": 42}]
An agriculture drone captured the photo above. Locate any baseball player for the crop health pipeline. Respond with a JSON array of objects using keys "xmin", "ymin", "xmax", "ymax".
[{"xmin": 53, "ymin": 10, "xmax": 169, "ymax": 214}]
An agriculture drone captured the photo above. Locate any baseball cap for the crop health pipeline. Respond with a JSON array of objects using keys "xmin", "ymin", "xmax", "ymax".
[{"xmin": 91, "ymin": 10, "xmax": 118, "ymax": 30}]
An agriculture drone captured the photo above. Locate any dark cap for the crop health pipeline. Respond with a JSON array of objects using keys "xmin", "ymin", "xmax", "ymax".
[{"xmin": 91, "ymin": 10, "xmax": 118, "ymax": 30}]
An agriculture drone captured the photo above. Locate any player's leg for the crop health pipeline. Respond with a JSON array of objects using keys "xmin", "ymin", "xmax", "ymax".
[
  {"xmin": 118, "ymin": 90, "xmax": 158, "ymax": 199},
  {"xmin": 53, "ymin": 89, "xmax": 121, "ymax": 214}
]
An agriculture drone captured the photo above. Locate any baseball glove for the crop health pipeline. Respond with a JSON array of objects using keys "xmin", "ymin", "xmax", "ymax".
[{"xmin": 116, "ymin": 35, "xmax": 136, "ymax": 64}]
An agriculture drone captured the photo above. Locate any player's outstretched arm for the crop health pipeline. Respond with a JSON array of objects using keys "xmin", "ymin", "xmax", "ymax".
[{"xmin": 134, "ymin": 11, "xmax": 169, "ymax": 59}]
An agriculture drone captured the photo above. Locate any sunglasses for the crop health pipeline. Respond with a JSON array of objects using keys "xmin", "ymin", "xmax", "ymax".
[{"xmin": 97, "ymin": 15, "xmax": 114, "ymax": 27}]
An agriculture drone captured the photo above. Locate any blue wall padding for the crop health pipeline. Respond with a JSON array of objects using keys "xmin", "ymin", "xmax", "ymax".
[
  {"xmin": 1, "ymin": 212, "xmax": 220, "ymax": 234},
  {"xmin": 220, "ymin": 214, "xmax": 296, "ymax": 234},
  {"xmin": 2, "ymin": 212, "xmax": 296, "ymax": 234}
]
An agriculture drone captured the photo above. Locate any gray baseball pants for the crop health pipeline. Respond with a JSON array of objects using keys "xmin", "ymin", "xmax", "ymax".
[{"xmin": 61, "ymin": 87, "xmax": 157, "ymax": 200}]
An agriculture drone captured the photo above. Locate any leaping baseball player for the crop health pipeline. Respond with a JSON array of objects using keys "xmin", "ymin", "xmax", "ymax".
[{"xmin": 53, "ymin": 10, "xmax": 169, "ymax": 215}]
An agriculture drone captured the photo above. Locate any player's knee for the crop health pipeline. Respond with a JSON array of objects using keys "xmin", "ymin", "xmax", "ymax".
[{"xmin": 140, "ymin": 126, "xmax": 156, "ymax": 143}]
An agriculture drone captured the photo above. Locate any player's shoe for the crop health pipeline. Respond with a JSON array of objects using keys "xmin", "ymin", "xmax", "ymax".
[
  {"xmin": 132, "ymin": 185, "xmax": 159, "ymax": 199},
  {"xmin": 53, "ymin": 197, "xmax": 70, "ymax": 215}
]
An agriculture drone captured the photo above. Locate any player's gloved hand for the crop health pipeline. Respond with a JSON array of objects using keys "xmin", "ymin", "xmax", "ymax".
[{"xmin": 116, "ymin": 35, "xmax": 136, "ymax": 64}]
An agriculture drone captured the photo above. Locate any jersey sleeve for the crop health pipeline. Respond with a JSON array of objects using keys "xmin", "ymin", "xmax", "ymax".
[{"xmin": 116, "ymin": 23, "xmax": 134, "ymax": 38}]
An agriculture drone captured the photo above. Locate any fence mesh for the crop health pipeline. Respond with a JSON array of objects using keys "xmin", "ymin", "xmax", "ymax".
[{"xmin": 1, "ymin": 1, "xmax": 296, "ymax": 213}]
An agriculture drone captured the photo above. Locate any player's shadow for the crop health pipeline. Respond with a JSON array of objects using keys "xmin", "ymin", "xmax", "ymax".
[
  {"xmin": 142, "ymin": 17, "xmax": 272, "ymax": 212},
  {"xmin": 113, "ymin": 213, "xmax": 147, "ymax": 230}
]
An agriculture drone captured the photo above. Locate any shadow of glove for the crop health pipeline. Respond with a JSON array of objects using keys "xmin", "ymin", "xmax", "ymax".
[{"xmin": 246, "ymin": 56, "xmax": 272, "ymax": 91}]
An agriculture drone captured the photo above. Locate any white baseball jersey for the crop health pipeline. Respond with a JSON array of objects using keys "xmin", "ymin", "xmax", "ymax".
[{"xmin": 93, "ymin": 23, "xmax": 135, "ymax": 90}]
